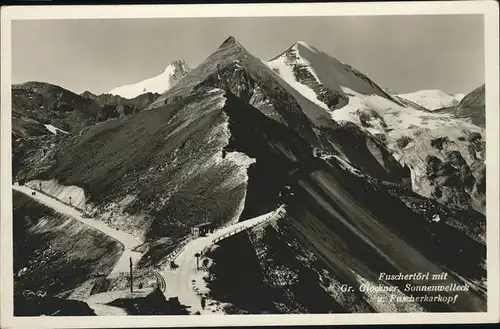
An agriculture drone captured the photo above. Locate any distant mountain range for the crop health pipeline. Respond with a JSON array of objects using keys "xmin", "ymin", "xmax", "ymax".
[
  {"xmin": 396, "ymin": 89, "xmax": 465, "ymax": 111},
  {"xmin": 12, "ymin": 36, "xmax": 487, "ymax": 315}
]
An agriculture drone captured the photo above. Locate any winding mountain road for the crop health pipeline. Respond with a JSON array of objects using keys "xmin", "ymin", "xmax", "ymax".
[
  {"xmin": 14, "ymin": 183, "xmax": 285, "ymax": 315},
  {"xmin": 160, "ymin": 205, "xmax": 285, "ymax": 314},
  {"xmin": 13, "ymin": 184, "xmax": 143, "ymax": 275}
]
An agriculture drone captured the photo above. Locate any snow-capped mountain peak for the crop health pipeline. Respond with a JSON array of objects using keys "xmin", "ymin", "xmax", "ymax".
[
  {"xmin": 294, "ymin": 41, "xmax": 319, "ymax": 52},
  {"xmin": 267, "ymin": 40, "xmax": 395, "ymax": 111},
  {"xmin": 219, "ymin": 36, "xmax": 245, "ymax": 50},
  {"xmin": 267, "ymin": 41, "xmax": 484, "ymax": 209},
  {"xmin": 396, "ymin": 89, "xmax": 464, "ymax": 111},
  {"xmin": 162, "ymin": 59, "xmax": 190, "ymax": 75},
  {"xmin": 107, "ymin": 59, "xmax": 191, "ymax": 99}
]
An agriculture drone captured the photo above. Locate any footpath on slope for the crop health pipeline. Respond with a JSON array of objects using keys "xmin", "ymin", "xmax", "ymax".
[{"xmin": 160, "ymin": 205, "xmax": 286, "ymax": 315}]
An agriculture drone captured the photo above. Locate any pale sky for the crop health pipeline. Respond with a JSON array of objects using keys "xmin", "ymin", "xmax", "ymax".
[{"xmin": 12, "ymin": 15, "xmax": 484, "ymax": 95}]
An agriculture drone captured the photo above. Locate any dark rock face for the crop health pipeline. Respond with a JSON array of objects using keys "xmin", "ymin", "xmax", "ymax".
[
  {"xmin": 206, "ymin": 229, "xmax": 357, "ymax": 314},
  {"xmin": 12, "ymin": 83, "xmax": 98, "ymax": 135},
  {"xmin": 96, "ymin": 104, "xmax": 120, "ymax": 121},
  {"xmin": 12, "ymin": 108, "xmax": 50, "ymax": 139},
  {"xmin": 424, "ymin": 130, "xmax": 486, "ymax": 214},
  {"xmin": 396, "ymin": 136, "xmax": 412, "ymax": 149},
  {"xmin": 356, "ymin": 108, "xmax": 388, "ymax": 130},
  {"xmin": 434, "ymin": 84, "xmax": 485, "ymax": 128},
  {"xmin": 426, "ymin": 151, "xmax": 476, "ymax": 211},
  {"xmin": 81, "ymin": 91, "xmax": 160, "ymax": 115},
  {"xmin": 467, "ymin": 132, "xmax": 486, "ymax": 213},
  {"xmin": 14, "ymin": 81, "xmax": 101, "ymax": 117},
  {"xmin": 320, "ymin": 122, "xmax": 411, "ymax": 187},
  {"xmin": 107, "ymin": 289, "xmax": 189, "ymax": 315},
  {"xmin": 430, "ymin": 137, "xmax": 450, "ymax": 151},
  {"xmin": 14, "ymin": 295, "xmax": 96, "ymax": 316},
  {"xmin": 206, "ymin": 157, "xmax": 486, "ymax": 313},
  {"xmin": 454, "ymin": 84, "xmax": 485, "ymax": 128},
  {"xmin": 11, "ymin": 82, "xmax": 159, "ymax": 139}
]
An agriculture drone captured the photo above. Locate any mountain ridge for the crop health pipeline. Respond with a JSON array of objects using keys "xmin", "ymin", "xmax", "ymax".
[
  {"xmin": 147, "ymin": 36, "xmax": 411, "ymax": 185},
  {"xmin": 265, "ymin": 39, "xmax": 485, "ymax": 214},
  {"xmin": 11, "ymin": 36, "xmax": 487, "ymax": 315},
  {"xmin": 107, "ymin": 59, "xmax": 191, "ymax": 99}
]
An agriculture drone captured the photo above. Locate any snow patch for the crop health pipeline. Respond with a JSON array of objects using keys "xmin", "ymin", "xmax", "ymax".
[
  {"xmin": 226, "ymin": 151, "xmax": 256, "ymax": 171},
  {"xmin": 431, "ymin": 214, "xmax": 441, "ymax": 223},
  {"xmin": 44, "ymin": 124, "xmax": 68, "ymax": 135},
  {"xmin": 207, "ymin": 88, "xmax": 223, "ymax": 94},
  {"xmin": 330, "ymin": 155, "xmax": 363, "ymax": 176}
]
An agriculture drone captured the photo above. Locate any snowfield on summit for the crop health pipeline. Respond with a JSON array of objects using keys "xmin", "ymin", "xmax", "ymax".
[{"xmin": 11, "ymin": 35, "xmax": 487, "ymax": 316}]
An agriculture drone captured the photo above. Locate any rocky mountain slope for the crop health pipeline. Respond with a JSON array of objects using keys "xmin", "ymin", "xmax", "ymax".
[
  {"xmin": 435, "ymin": 84, "xmax": 485, "ymax": 128},
  {"xmin": 13, "ymin": 190, "xmax": 122, "ymax": 315},
  {"xmin": 12, "ymin": 82, "xmax": 160, "ymax": 139},
  {"xmin": 149, "ymin": 37, "xmax": 410, "ymax": 185},
  {"xmin": 14, "ymin": 87, "xmax": 256, "ymax": 241},
  {"xmin": 80, "ymin": 90, "xmax": 160, "ymax": 121},
  {"xmin": 12, "ymin": 36, "xmax": 487, "ymax": 315},
  {"xmin": 107, "ymin": 60, "xmax": 191, "ymax": 99},
  {"xmin": 397, "ymin": 90, "xmax": 465, "ymax": 111},
  {"xmin": 81, "ymin": 90, "xmax": 160, "ymax": 110},
  {"xmin": 206, "ymin": 164, "xmax": 486, "ymax": 313},
  {"xmin": 12, "ymin": 82, "xmax": 100, "ymax": 136},
  {"xmin": 267, "ymin": 40, "xmax": 485, "ymax": 214}
]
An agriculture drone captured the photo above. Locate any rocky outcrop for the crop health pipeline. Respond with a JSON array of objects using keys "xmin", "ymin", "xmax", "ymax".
[
  {"xmin": 12, "ymin": 84, "xmax": 98, "ymax": 135},
  {"xmin": 454, "ymin": 84, "xmax": 485, "ymax": 128},
  {"xmin": 12, "ymin": 82, "xmax": 158, "ymax": 139},
  {"xmin": 106, "ymin": 288, "xmax": 189, "ymax": 315},
  {"xmin": 425, "ymin": 131, "xmax": 485, "ymax": 214},
  {"xmin": 434, "ymin": 84, "xmax": 485, "ymax": 128},
  {"xmin": 81, "ymin": 91, "xmax": 160, "ymax": 116},
  {"xmin": 426, "ymin": 153, "xmax": 474, "ymax": 209}
]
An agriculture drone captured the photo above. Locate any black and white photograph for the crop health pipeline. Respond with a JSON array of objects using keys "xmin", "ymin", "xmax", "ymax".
[{"xmin": 1, "ymin": 2, "xmax": 499, "ymax": 327}]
